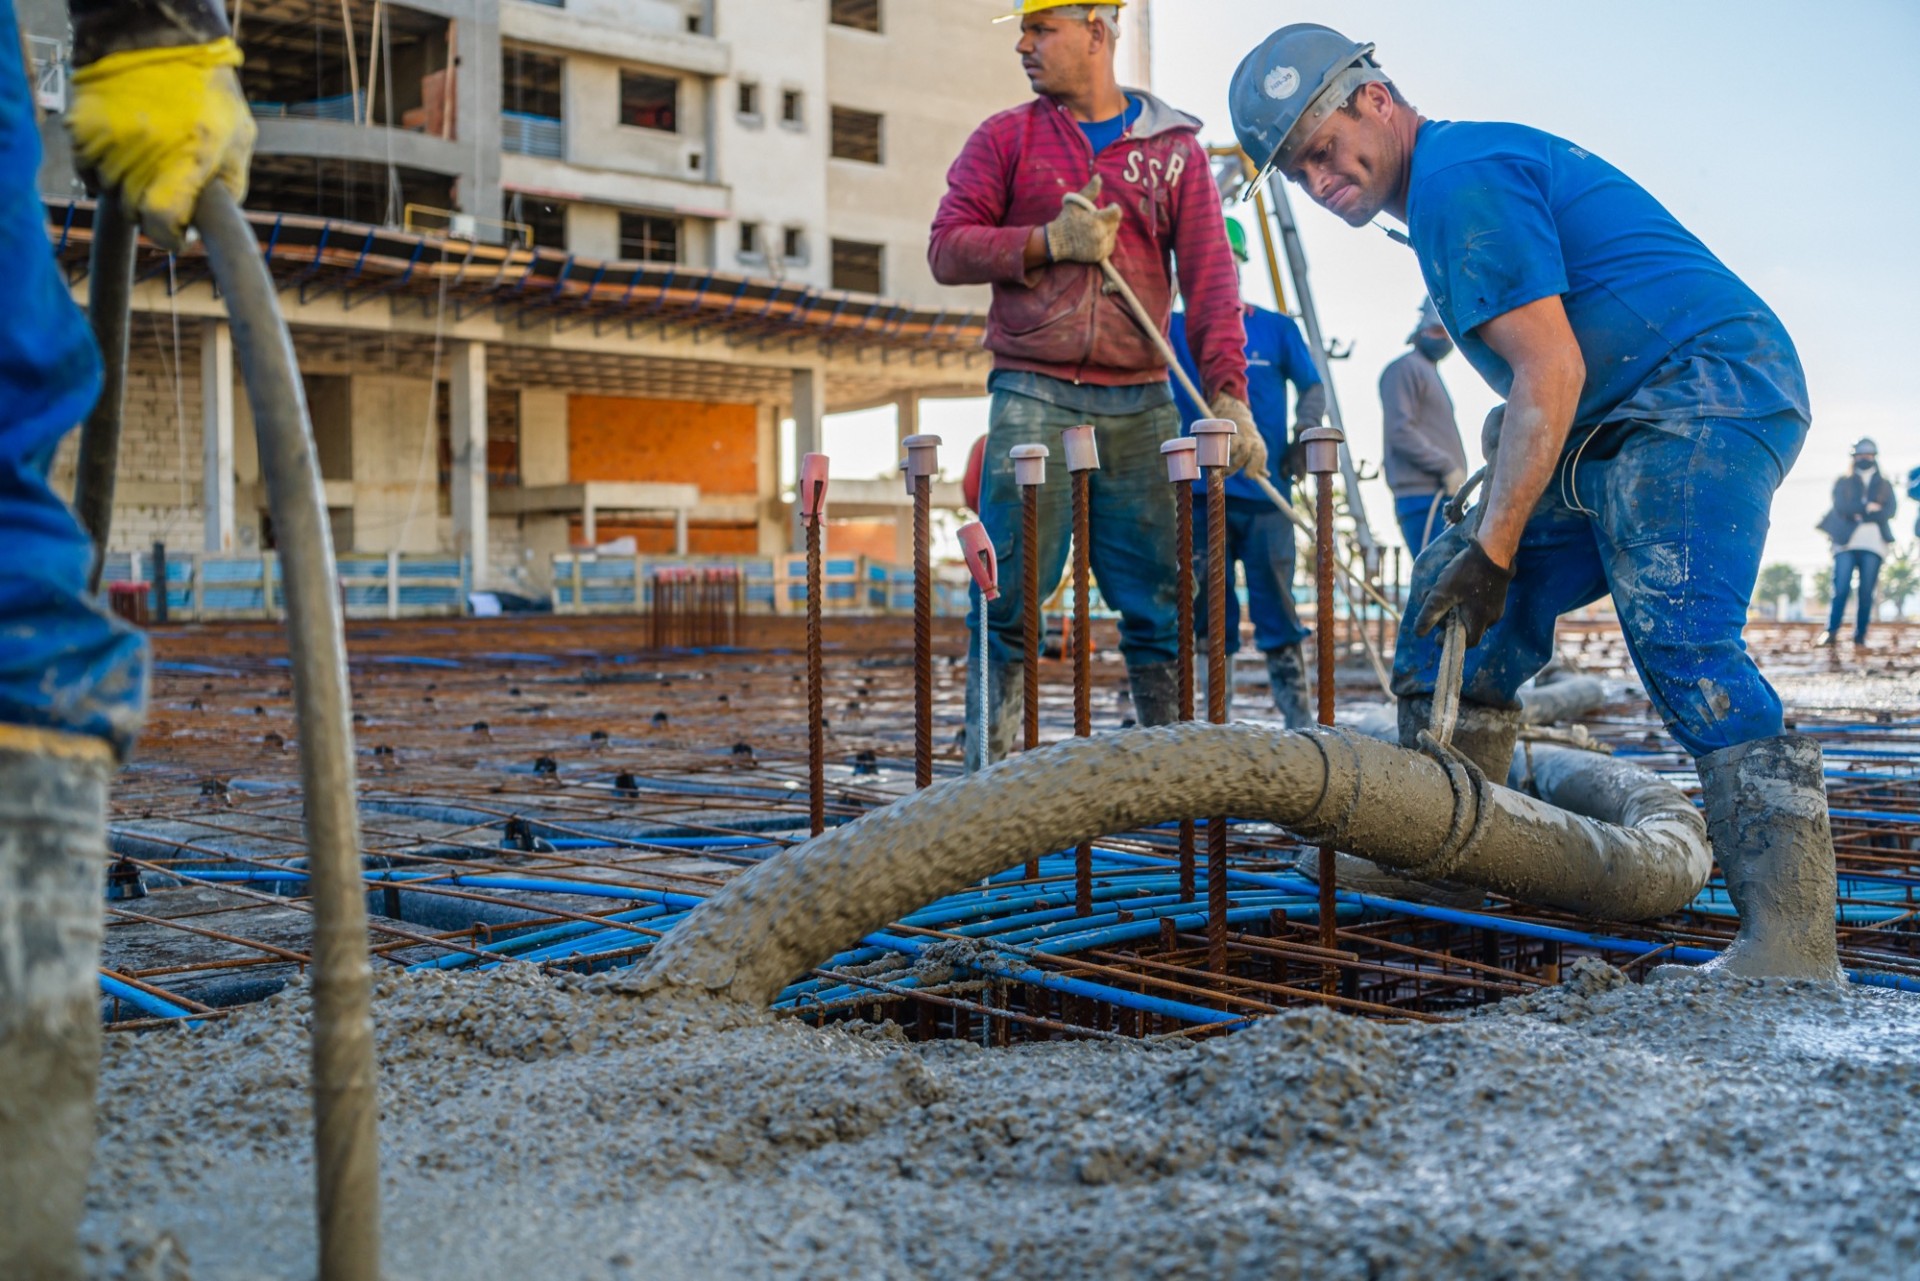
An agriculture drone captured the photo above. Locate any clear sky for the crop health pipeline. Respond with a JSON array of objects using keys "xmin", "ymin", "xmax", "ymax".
[{"xmin": 812, "ymin": 0, "xmax": 1920, "ymax": 578}]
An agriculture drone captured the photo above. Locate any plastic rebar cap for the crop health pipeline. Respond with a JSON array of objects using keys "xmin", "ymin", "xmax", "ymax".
[
  {"xmin": 1061, "ymin": 424, "xmax": 1100, "ymax": 472},
  {"xmin": 1009, "ymin": 442, "xmax": 1050, "ymax": 487},
  {"xmin": 957, "ymin": 521, "xmax": 1000, "ymax": 601},
  {"xmin": 1190, "ymin": 417, "xmax": 1237, "ymax": 470},
  {"xmin": 903, "ymin": 433, "xmax": 943, "ymax": 479},
  {"xmin": 1298, "ymin": 423, "xmax": 1346, "ymax": 475},
  {"xmin": 799, "ymin": 452, "xmax": 830, "ymax": 520},
  {"xmin": 1160, "ymin": 437, "xmax": 1199, "ymax": 484},
  {"xmin": 898, "ymin": 458, "xmax": 912, "ymax": 497}
]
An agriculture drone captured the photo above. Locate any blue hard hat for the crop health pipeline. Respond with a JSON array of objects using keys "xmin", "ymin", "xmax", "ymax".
[{"xmin": 1230, "ymin": 23, "xmax": 1389, "ymax": 190}]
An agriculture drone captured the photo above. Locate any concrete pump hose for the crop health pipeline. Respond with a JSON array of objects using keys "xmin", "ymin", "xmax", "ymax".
[
  {"xmin": 194, "ymin": 185, "xmax": 382, "ymax": 1281},
  {"xmin": 631, "ymin": 722, "xmax": 1710, "ymax": 1010},
  {"xmin": 75, "ymin": 188, "xmax": 138, "ymax": 592}
]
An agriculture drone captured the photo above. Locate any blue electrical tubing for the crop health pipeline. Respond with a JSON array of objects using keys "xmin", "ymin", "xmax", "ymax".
[{"xmin": 99, "ymin": 974, "xmax": 198, "ymax": 1024}]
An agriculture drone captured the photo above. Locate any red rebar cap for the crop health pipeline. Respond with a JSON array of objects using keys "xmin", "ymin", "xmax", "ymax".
[
  {"xmin": 1160, "ymin": 437, "xmax": 1199, "ymax": 484},
  {"xmin": 1061, "ymin": 424, "xmax": 1100, "ymax": 473},
  {"xmin": 1010, "ymin": 442, "xmax": 1050, "ymax": 487},
  {"xmin": 799, "ymin": 452, "xmax": 830, "ymax": 520},
  {"xmin": 957, "ymin": 521, "xmax": 1000, "ymax": 600},
  {"xmin": 1190, "ymin": 417, "xmax": 1237, "ymax": 470}
]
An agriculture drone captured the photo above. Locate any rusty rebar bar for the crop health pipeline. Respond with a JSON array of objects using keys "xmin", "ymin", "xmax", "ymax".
[
  {"xmin": 1206, "ymin": 465, "xmax": 1228, "ymax": 972},
  {"xmin": 1072, "ymin": 467, "xmax": 1093, "ymax": 916},
  {"xmin": 914, "ymin": 470, "xmax": 933, "ymax": 790},
  {"xmin": 1022, "ymin": 481, "xmax": 1042, "ymax": 880},
  {"xmin": 1175, "ymin": 480, "xmax": 1197, "ymax": 903},
  {"xmin": 1315, "ymin": 468, "xmax": 1339, "ymax": 989},
  {"xmin": 806, "ymin": 517, "xmax": 825, "ymax": 837}
]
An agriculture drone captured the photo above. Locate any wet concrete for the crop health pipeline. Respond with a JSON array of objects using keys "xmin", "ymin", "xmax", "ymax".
[{"xmin": 81, "ymin": 962, "xmax": 1920, "ymax": 1279}]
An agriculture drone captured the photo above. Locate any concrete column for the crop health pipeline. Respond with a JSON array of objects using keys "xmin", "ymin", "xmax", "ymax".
[
  {"xmin": 201, "ymin": 320, "xmax": 236, "ymax": 552},
  {"xmin": 455, "ymin": 1, "xmax": 503, "ymax": 230},
  {"xmin": 790, "ymin": 366, "xmax": 825, "ymax": 551},
  {"xmin": 449, "ymin": 341, "xmax": 488, "ymax": 586},
  {"xmin": 892, "ymin": 391, "xmax": 920, "ymax": 568}
]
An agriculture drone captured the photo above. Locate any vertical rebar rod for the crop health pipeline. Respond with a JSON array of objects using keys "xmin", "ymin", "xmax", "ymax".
[
  {"xmin": 1206, "ymin": 466, "xmax": 1228, "ymax": 972},
  {"xmin": 1071, "ymin": 468, "xmax": 1093, "ymax": 916},
  {"xmin": 1021, "ymin": 483, "xmax": 1041, "ymax": 880},
  {"xmin": 806, "ymin": 518, "xmax": 825, "ymax": 837},
  {"xmin": 913, "ymin": 471, "xmax": 932, "ymax": 790},
  {"xmin": 1175, "ymin": 481, "xmax": 1197, "ymax": 903},
  {"xmin": 1315, "ymin": 468, "xmax": 1339, "ymax": 991}
]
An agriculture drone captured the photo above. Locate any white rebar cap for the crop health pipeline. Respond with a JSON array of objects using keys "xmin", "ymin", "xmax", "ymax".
[
  {"xmin": 1190, "ymin": 417, "xmax": 1237, "ymax": 470},
  {"xmin": 1160, "ymin": 437, "xmax": 1199, "ymax": 484},
  {"xmin": 1009, "ymin": 442, "xmax": 1050, "ymax": 488},
  {"xmin": 1061, "ymin": 425, "xmax": 1100, "ymax": 473}
]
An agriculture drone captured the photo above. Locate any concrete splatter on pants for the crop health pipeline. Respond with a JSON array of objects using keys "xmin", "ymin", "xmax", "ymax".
[
  {"xmin": 969, "ymin": 388, "xmax": 1181, "ymax": 668},
  {"xmin": 1393, "ymin": 412, "xmax": 1807, "ymax": 757}
]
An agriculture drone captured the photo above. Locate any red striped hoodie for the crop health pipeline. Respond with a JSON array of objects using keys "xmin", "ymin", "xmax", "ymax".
[{"xmin": 929, "ymin": 90, "xmax": 1247, "ymax": 400}]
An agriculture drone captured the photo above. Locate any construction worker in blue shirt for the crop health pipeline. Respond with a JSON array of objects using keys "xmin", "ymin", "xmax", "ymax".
[
  {"xmin": 1230, "ymin": 24, "xmax": 1839, "ymax": 982},
  {"xmin": 0, "ymin": 0, "xmax": 254, "ymax": 1270},
  {"xmin": 1168, "ymin": 217, "xmax": 1327, "ymax": 727}
]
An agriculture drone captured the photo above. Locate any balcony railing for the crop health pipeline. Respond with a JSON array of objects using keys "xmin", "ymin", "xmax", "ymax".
[
  {"xmin": 251, "ymin": 92, "xmax": 366, "ymax": 123},
  {"xmin": 501, "ymin": 111, "xmax": 565, "ymax": 159}
]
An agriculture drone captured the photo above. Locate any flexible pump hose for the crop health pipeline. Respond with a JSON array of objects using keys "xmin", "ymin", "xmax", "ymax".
[
  {"xmin": 193, "ymin": 185, "xmax": 382, "ymax": 1281},
  {"xmin": 631, "ymin": 721, "xmax": 1711, "ymax": 1010}
]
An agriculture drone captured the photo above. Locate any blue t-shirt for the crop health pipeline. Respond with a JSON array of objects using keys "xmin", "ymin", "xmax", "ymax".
[
  {"xmin": 1078, "ymin": 94, "xmax": 1143, "ymax": 155},
  {"xmin": 1407, "ymin": 121, "xmax": 1808, "ymax": 453},
  {"xmin": 1171, "ymin": 305, "xmax": 1321, "ymax": 502}
]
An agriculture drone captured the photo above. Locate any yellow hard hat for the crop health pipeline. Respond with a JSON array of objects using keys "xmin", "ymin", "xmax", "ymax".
[{"xmin": 995, "ymin": 0, "xmax": 1126, "ymax": 23}]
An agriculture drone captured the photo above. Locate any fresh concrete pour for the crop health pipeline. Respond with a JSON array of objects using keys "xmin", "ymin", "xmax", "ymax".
[{"xmin": 83, "ymin": 962, "xmax": 1920, "ymax": 1278}]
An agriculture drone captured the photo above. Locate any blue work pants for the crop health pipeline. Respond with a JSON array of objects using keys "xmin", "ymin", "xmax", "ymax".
[
  {"xmin": 0, "ymin": 12, "xmax": 147, "ymax": 751},
  {"xmin": 1828, "ymin": 549, "xmax": 1881, "ymax": 643},
  {"xmin": 1392, "ymin": 414, "xmax": 1806, "ymax": 758},
  {"xmin": 970, "ymin": 389, "xmax": 1180, "ymax": 668},
  {"xmin": 1191, "ymin": 495, "xmax": 1308, "ymax": 655},
  {"xmin": 1395, "ymin": 492, "xmax": 1448, "ymax": 557}
]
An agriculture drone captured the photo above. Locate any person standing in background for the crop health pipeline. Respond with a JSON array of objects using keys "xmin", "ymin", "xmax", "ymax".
[
  {"xmin": 1169, "ymin": 218, "xmax": 1326, "ymax": 726},
  {"xmin": 1378, "ymin": 298, "xmax": 1469, "ymax": 556},
  {"xmin": 1817, "ymin": 437, "xmax": 1897, "ymax": 647}
]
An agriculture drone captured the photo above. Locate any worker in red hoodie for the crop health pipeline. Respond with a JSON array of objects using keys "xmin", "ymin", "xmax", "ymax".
[{"xmin": 932, "ymin": 0, "xmax": 1257, "ymax": 764}]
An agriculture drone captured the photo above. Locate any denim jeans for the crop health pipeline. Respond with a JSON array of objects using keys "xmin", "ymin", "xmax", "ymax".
[
  {"xmin": 1192, "ymin": 495, "xmax": 1308, "ymax": 655},
  {"xmin": 1829, "ymin": 549, "xmax": 1882, "ymax": 642},
  {"xmin": 1393, "ymin": 413, "xmax": 1806, "ymax": 758},
  {"xmin": 0, "ymin": 11, "xmax": 147, "ymax": 752},
  {"xmin": 1395, "ymin": 492, "xmax": 1449, "ymax": 557},
  {"xmin": 969, "ymin": 388, "xmax": 1181, "ymax": 667}
]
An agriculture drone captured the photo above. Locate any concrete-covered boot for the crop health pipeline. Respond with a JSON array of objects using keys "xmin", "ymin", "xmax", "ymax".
[
  {"xmin": 1687, "ymin": 734, "xmax": 1844, "ymax": 981},
  {"xmin": 1265, "ymin": 645, "xmax": 1314, "ymax": 729},
  {"xmin": 964, "ymin": 661, "xmax": 1024, "ymax": 772},
  {"xmin": 1399, "ymin": 694, "xmax": 1523, "ymax": 784},
  {"xmin": 0, "ymin": 727, "xmax": 113, "ymax": 1280},
  {"xmin": 1126, "ymin": 660, "xmax": 1182, "ymax": 728}
]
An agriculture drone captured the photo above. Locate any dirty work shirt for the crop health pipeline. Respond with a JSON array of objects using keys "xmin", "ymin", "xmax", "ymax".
[
  {"xmin": 1076, "ymin": 94, "xmax": 1143, "ymax": 157},
  {"xmin": 0, "ymin": 0, "xmax": 148, "ymax": 752},
  {"xmin": 1407, "ymin": 120, "xmax": 1809, "ymax": 465}
]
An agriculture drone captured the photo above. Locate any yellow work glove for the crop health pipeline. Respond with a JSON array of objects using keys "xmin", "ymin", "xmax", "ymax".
[
  {"xmin": 1210, "ymin": 393, "xmax": 1269, "ymax": 482},
  {"xmin": 67, "ymin": 38, "xmax": 256, "ymax": 250}
]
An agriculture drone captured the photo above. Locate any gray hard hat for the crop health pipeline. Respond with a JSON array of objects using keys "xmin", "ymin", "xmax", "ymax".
[
  {"xmin": 1408, "ymin": 297, "xmax": 1442, "ymax": 342},
  {"xmin": 1230, "ymin": 23, "xmax": 1390, "ymax": 190}
]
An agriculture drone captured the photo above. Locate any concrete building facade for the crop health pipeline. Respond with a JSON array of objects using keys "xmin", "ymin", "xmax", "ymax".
[{"xmin": 25, "ymin": 0, "xmax": 1157, "ymax": 595}]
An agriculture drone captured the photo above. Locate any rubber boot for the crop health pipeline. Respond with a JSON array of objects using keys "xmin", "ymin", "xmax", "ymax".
[
  {"xmin": 1126, "ymin": 660, "xmax": 1181, "ymax": 728},
  {"xmin": 1398, "ymin": 695, "xmax": 1523, "ymax": 783},
  {"xmin": 1265, "ymin": 645, "xmax": 1314, "ymax": 730},
  {"xmin": 964, "ymin": 661, "xmax": 1024, "ymax": 772},
  {"xmin": 0, "ymin": 727, "xmax": 114, "ymax": 1281},
  {"xmin": 1679, "ymin": 734, "xmax": 1844, "ymax": 981}
]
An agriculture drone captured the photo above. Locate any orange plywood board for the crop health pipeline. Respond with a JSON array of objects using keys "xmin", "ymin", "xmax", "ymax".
[{"xmin": 568, "ymin": 396, "xmax": 757, "ymax": 494}]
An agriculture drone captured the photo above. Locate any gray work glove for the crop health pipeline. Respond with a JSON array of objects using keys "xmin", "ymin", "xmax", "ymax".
[
  {"xmin": 1210, "ymin": 393, "xmax": 1268, "ymax": 481},
  {"xmin": 1044, "ymin": 176, "xmax": 1121, "ymax": 264}
]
